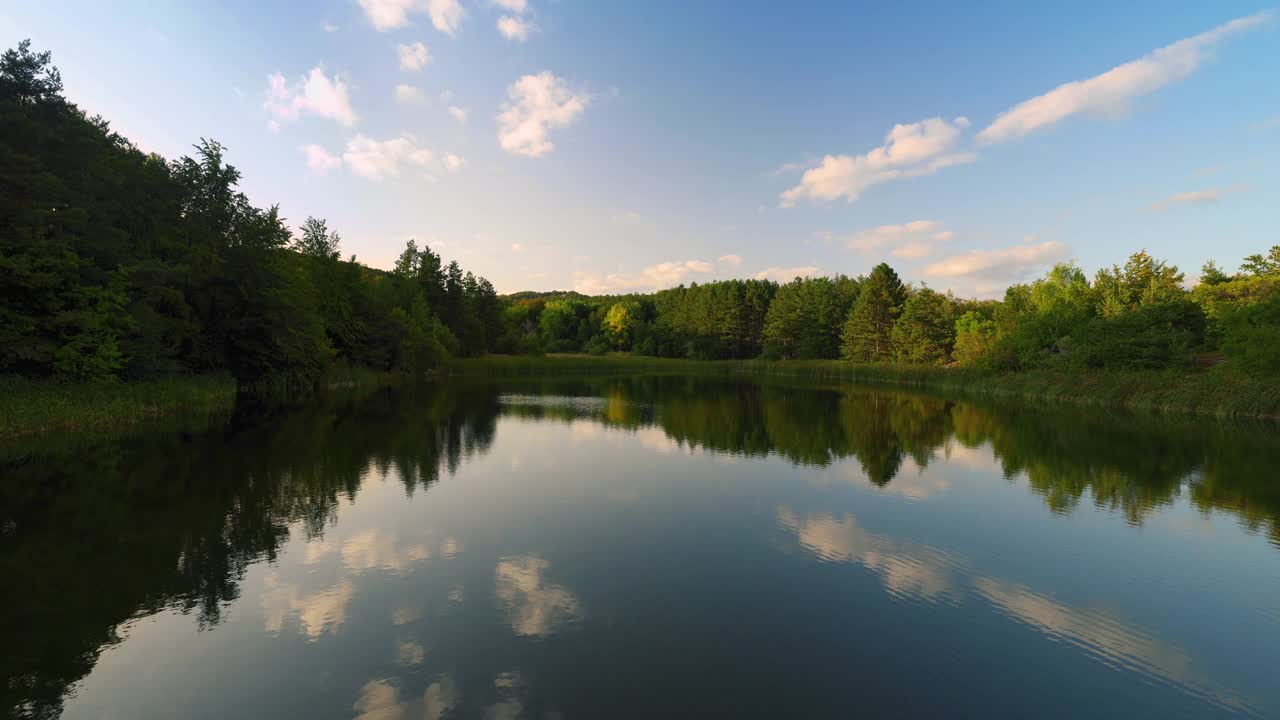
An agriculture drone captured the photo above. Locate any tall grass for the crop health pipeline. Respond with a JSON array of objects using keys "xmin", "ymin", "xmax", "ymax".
[
  {"xmin": 0, "ymin": 374, "xmax": 238, "ymax": 438},
  {"xmin": 448, "ymin": 354, "xmax": 1280, "ymax": 420}
]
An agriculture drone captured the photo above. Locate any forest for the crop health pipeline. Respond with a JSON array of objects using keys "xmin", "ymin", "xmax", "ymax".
[{"xmin": 3, "ymin": 41, "xmax": 1278, "ymax": 388}]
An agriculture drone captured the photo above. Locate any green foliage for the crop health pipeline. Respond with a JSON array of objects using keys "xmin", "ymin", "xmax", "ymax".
[
  {"xmin": 1094, "ymin": 250, "xmax": 1185, "ymax": 317},
  {"xmin": 0, "ymin": 42, "xmax": 499, "ymax": 387},
  {"xmin": 890, "ymin": 288, "xmax": 954, "ymax": 365},
  {"xmin": 1222, "ymin": 294, "xmax": 1280, "ymax": 376},
  {"xmin": 762, "ymin": 276, "xmax": 859, "ymax": 359},
  {"xmin": 1071, "ymin": 301, "xmax": 1205, "ymax": 370},
  {"xmin": 953, "ymin": 311, "xmax": 999, "ymax": 368},
  {"xmin": 604, "ymin": 301, "xmax": 639, "ymax": 349},
  {"xmin": 841, "ymin": 263, "xmax": 905, "ymax": 361},
  {"xmin": 1240, "ymin": 246, "xmax": 1280, "ymax": 277}
]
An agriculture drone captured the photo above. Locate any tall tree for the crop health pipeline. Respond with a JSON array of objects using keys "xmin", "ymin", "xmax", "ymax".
[{"xmin": 841, "ymin": 263, "xmax": 906, "ymax": 362}]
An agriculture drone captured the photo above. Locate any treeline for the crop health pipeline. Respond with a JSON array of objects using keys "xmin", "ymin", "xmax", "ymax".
[
  {"xmin": 1, "ymin": 42, "xmax": 501, "ymax": 386},
  {"xmin": 5, "ymin": 41, "xmax": 1278, "ymax": 386},
  {"xmin": 503, "ymin": 250, "xmax": 1280, "ymax": 376}
]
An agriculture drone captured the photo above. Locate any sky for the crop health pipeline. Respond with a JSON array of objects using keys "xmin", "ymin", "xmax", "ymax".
[{"xmin": 3, "ymin": 1, "xmax": 1278, "ymax": 297}]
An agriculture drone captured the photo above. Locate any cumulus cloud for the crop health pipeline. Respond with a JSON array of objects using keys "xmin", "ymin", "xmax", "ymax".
[
  {"xmin": 495, "ymin": 555, "xmax": 582, "ymax": 637},
  {"xmin": 492, "ymin": 0, "xmax": 528, "ymax": 11},
  {"xmin": 394, "ymin": 84, "xmax": 426, "ymax": 105},
  {"xmin": 498, "ymin": 72, "xmax": 589, "ymax": 157},
  {"xmin": 261, "ymin": 574, "xmax": 356, "ymax": 640},
  {"xmin": 357, "ymin": 0, "xmax": 416, "ymax": 30},
  {"xmin": 845, "ymin": 220, "xmax": 956, "ymax": 260},
  {"xmin": 343, "ymin": 134, "xmax": 434, "ymax": 180},
  {"xmin": 448, "ymin": 105, "xmax": 468, "ymax": 123},
  {"xmin": 397, "ymin": 42, "xmax": 431, "ymax": 71},
  {"xmin": 497, "ymin": 15, "xmax": 534, "ymax": 41},
  {"xmin": 978, "ymin": 12, "xmax": 1273, "ymax": 144},
  {"xmin": 718, "ymin": 254, "xmax": 743, "ymax": 268},
  {"xmin": 780, "ymin": 117, "xmax": 974, "ymax": 206},
  {"xmin": 265, "ymin": 67, "xmax": 357, "ymax": 127},
  {"xmin": 1150, "ymin": 185, "xmax": 1248, "ymax": 211},
  {"xmin": 357, "ymin": 0, "xmax": 464, "ymax": 34},
  {"xmin": 923, "ymin": 240, "xmax": 1068, "ymax": 296},
  {"xmin": 573, "ymin": 259, "xmax": 715, "ymax": 294},
  {"xmin": 304, "ymin": 144, "xmax": 342, "ymax": 175},
  {"xmin": 429, "ymin": 0, "xmax": 465, "ymax": 34},
  {"xmin": 754, "ymin": 266, "xmax": 820, "ymax": 282},
  {"xmin": 443, "ymin": 153, "xmax": 466, "ymax": 171}
]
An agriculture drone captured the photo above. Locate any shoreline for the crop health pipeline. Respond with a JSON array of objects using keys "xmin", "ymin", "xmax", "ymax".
[
  {"xmin": 3, "ymin": 356, "xmax": 1276, "ymax": 439},
  {"xmin": 446, "ymin": 355, "xmax": 1280, "ymax": 421}
]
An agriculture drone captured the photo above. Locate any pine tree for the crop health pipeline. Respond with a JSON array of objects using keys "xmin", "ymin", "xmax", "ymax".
[{"xmin": 842, "ymin": 263, "xmax": 906, "ymax": 362}]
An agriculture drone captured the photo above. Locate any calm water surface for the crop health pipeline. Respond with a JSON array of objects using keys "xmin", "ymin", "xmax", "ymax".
[{"xmin": 4, "ymin": 376, "xmax": 1280, "ymax": 718}]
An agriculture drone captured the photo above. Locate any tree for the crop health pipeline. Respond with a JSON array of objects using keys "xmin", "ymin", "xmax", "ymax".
[
  {"xmin": 953, "ymin": 311, "xmax": 999, "ymax": 368},
  {"xmin": 1240, "ymin": 246, "xmax": 1280, "ymax": 277},
  {"xmin": 604, "ymin": 302, "xmax": 639, "ymax": 350},
  {"xmin": 1221, "ymin": 294, "xmax": 1280, "ymax": 376},
  {"xmin": 842, "ymin": 263, "xmax": 906, "ymax": 362},
  {"xmin": 890, "ymin": 288, "xmax": 954, "ymax": 364},
  {"xmin": 294, "ymin": 217, "xmax": 341, "ymax": 260},
  {"xmin": 1094, "ymin": 250, "xmax": 1184, "ymax": 317},
  {"xmin": 0, "ymin": 39, "xmax": 63, "ymax": 104}
]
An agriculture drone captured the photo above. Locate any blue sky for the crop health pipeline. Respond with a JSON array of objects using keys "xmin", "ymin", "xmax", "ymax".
[{"xmin": 3, "ymin": 2, "xmax": 1278, "ymax": 296}]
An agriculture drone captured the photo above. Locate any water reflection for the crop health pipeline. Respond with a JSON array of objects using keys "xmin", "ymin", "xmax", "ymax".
[
  {"xmin": 1, "ymin": 377, "xmax": 1278, "ymax": 718},
  {"xmin": 495, "ymin": 555, "xmax": 583, "ymax": 638}
]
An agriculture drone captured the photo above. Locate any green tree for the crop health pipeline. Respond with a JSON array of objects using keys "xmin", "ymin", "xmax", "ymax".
[
  {"xmin": 841, "ymin": 263, "xmax": 906, "ymax": 362},
  {"xmin": 604, "ymin": 302, "xmax": 639, "ymax": 350},
  {"xmin": 890, "ymin": 288, "xmax": 954, "ymax": 364}
]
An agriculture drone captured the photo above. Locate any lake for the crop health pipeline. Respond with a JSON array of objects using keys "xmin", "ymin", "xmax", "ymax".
[{"xmin": 4, "ymin": 376, "xmax": 1279, "ymax": 719}]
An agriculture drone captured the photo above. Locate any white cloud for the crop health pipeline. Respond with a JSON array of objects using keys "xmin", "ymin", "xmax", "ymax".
[
  {"xmin": 267, "ymin": 119, "xmax": 280, "ymax": 134},
  {"xmin": 304, "ymin": 144, "xmax": 342, "ymax": 175},
  {"xmin": 753, "ymin": 266, "xmax": 820, "ymax": 282},
  {"xmin": 780, "ymin": 117, "xmax": 974, "ymax": 206},
  {"xmin": 497, "ymin": 15, "xmax": 534, "ymax": 41},
  {"xmin": 923, "ymin": 240, "xmax": 1068, "ymax": 296},
  {"xmin": 448, "ymin": 105, "xmax": 468, "ymax": 123},
  {"xmin": 261, "ymin": 574, "xmax": 356, "ymax": 640},
  {"xmin": 495, "ymin": 555, "xmax": 582, "ymax": 637},
  {"xmin": 323, "ymin": 21, "xmax": 338, "ymax": 32},
  {"xmin": 1150, "ymin": 185, "xmax": 1248, "ymax": 211},
  {"xmin": 397, "ymin": 42, "xmax": 431, "ymax": 71},
  {"xmin": 492, "ymin": 0, "xmax": 528, "ymax": 12},
  {"xmin": 573, "ymin": 259, "xmax": 715, "ymax": 294},
  {"xmin": 343, "ymin": 133, "xmax": 434, "ymax": 180},
  {"xmin": 847, "ymin": 220, "xmax": 955, "ymax": 260},
  {"xmin": 352, "ymin": 679, "xmax": 405, "ymax": 720},
  {"xmin": 498, "ymin": 72, "xmax": 589, "ymax": 158},
  {"xmin": 394, "ymin": 84, "xmax": 426, "ymax": 104},
  {"xmin": 511, "ymin": 243, "xmax": 524, "ymax": 252},
  {"xmin": 444, "ymin": 153, "xmax": 466, "ymax": 171},
  {"xmin": 357, "ymin": 0, "xmax": 416, "ymax": 30},
  {"xmin": 429, "ymin": 0, "xmax": 465, "ymax": 34},
  {"xmin": 978, "ymin": 12, "xmax": 1273, "ymax": 144},
  {"xmin": 718, "ymin": 254, "xmax": 743, "ymax": 268},
  {"xmin": 341, "ymin": 529, "xmax": 430, "ymax": 573},
  {"xmin": 357, "ymin": 0, "xmax": 464, "ymax": 34},
  {"xmin": 265, "ymin": 67, "xmax": 358, "ymax": 127}
]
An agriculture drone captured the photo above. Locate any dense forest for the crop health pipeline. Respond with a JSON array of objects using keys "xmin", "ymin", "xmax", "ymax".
[
  {"xmin": 3, "ymin": 41, "xmax": 1278, "ymax": 387},
  {"xmin": 1, "ymin": 42, "xmax": 501, "ymax": 386}
]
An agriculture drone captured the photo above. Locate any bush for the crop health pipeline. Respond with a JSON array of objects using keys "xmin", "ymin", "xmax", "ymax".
[
  {"xmin": 1222, "ymin": 295, "xmax": 1280, "ymax": 376},
  {"xmin": 1072, "ymin": 301, "xmax": 1205, "ymax": 370}
]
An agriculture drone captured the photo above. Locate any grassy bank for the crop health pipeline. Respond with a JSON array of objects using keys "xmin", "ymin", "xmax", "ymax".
[
  {"xmin": 447, "ymin": 354, "xmax": 1280, "ymax": 420},
  {"xmin": 0, "ymin": 367, "xmax": 410, "ymax": 438},
  {"xmin": 0, "ymin": 374, "xmax": 238, "ymax": 438}
]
